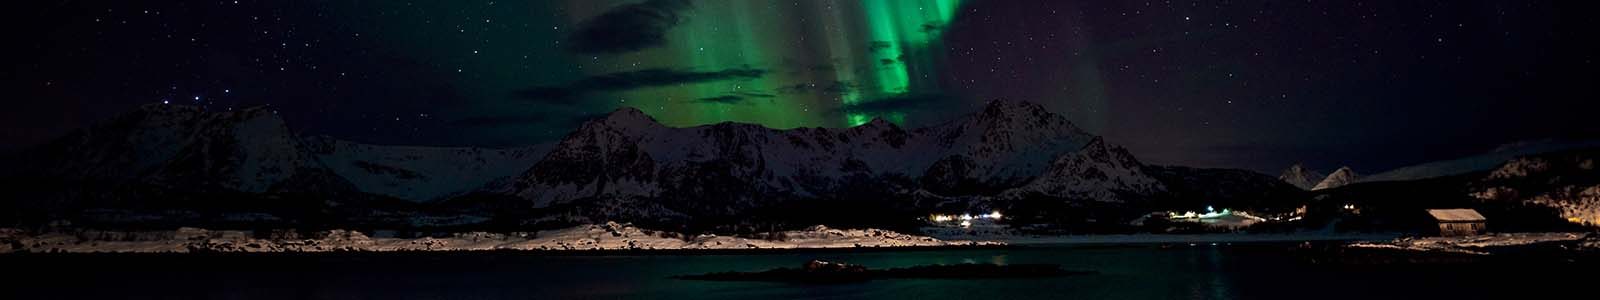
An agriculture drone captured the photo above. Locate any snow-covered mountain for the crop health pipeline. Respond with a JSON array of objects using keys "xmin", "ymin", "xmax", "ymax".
[
  {"xmin": 913, "ymin": 100, "xmax": 1098, "ymax": 195},
  {"xmin": 492, "ymin": 100, "xmax": 1105, "ymax": 218},
  {"xmin": 5, "ymin": 104, "xmax": 555, "ymax": 203},
  {"xmin": 1362, "ymin": 139, "xmax": 1600, "ymax": 183},
  {"xmin": 1312, "ymin": 166, "xmax": 1359, "ymax": 190},
  {"xmin": 303, "ymin": 136, "xmax": 553, "ymax": 202},
  {"xmin": 2, "ymin": 100, "xmax": 1316, "ymax": 229},
  {"xmin": 8, "ymin": 104, "xmax": 351, "ymax": 193},
  {"xmin": 1004, "ymin": 137, "xmax": 1165, "ymax": 203},
  {"xmin": 1277, "ymin": 164, "xmax": 1326, "ymax": 190}
]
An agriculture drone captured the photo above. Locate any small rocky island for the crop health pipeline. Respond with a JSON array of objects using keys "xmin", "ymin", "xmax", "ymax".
[{"xmin": 675, "ymin": 260, "xmax": 1092, "ymax": 284}]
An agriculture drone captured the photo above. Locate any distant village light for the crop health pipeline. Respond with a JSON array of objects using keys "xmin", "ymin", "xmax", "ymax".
[{"xmin": 988, "ymin": 211, "xmax": 1003, "ymax": 220}]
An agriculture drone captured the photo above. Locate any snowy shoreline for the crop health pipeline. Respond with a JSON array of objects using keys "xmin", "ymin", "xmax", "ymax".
[
  {"xmin": 0, "ymin": 223, "xmax": 1001, "ymax": 254},
  {"xmin": 5, "ymin": 225, "xmax": 1422, "ymax": 255},
  {"xmin": 1346, "ymin": 232, "xmax": 1597, "ymax": 255},
  {"xmin": 987, "ymin": 233, "xmax": 1402, "ymax": 245}
]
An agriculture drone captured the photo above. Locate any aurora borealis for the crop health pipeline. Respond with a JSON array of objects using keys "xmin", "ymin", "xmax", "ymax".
[
  {"xmin": 540, "ymin": 0, "xmax": 967, "ymax": 128},
  {"xmin": 7, "ymin": 0, "xmax": 1600, "ymax": 173}
]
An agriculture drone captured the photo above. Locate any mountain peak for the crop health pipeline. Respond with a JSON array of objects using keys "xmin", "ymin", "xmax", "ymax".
[
  {"xmin": 1011, "ymin": 135, "xmax": 1162, "ymax": 203},
  {"xmin": 1278, "ymin": 163, "xmax": 1326, "ymax": 190},
  {"xmin": 1076, "ymin": 136, "xmax": 1142, "ymax": 166},
  {"xmin": 1330, "ymin": 166, "xmax": 1356, "ymax": 174},
  {"xmin": 597, "ymin": 106, "xmax": 659, "ymax": 128},
  {"xmin": 980, "ymin": 99, "xmax": 1047, "ymax": 116},
  {"xmin": 970, "ymin": 99, "xmax": 1081, "ymax": 132},
  {"xmin": 1312, "ymin": 166, "xmax": 1359, "ymax": 190},
  {"xmin": 1083, "ymin": 136, "xmax": 1107, "ymax": 148},
  {"xmin": 856, "ymin": 117, "xmax": 897, "ymax": 129}
]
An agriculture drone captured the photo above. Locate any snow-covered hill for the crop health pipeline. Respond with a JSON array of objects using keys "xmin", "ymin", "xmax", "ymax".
[
  {"xmin": 1471, "ymin": 150, "xmax": 1600, "ymax": 226},
  {"xmin": 305, "ymin": 136, "xmax": 552, "ymax": 202},
  {"xmin": 1363, "ymin": 139, "xmax": 1600, "ymax": 183}
]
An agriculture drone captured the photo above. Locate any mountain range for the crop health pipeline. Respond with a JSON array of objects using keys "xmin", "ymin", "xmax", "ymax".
[
  {"xmin": 3, "ymin": 100, "xmax": 1587, "ymax": 232},
  {"xmin": 0, "ymin": 100, "xmax": 1294, "ymax": 230}
]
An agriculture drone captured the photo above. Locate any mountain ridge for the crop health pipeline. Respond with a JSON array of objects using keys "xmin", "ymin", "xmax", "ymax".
[{"xmin": 2, "ymin": 100, "xmax": 1311, "ymax": 230}]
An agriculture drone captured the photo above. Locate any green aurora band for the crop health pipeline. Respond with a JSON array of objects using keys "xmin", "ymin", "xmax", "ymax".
[{"xmin": 575, "ymin": 0, "xmax": 964, "ymax": 128}]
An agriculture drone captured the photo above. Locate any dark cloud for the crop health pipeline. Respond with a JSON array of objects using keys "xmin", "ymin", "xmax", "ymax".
[
  {"xmin": 830, "ymin": 92, "xmax": 968, "ymax": 127},
  {"xmin": 691, "ymin": 91, "xmax": 776, "ymax": 105},
  {"xmin": 732, "ymin": 91, "xmax": 776, "ymax": 98},
  {"xmin": 777, "ymin": 81, "xmax": 856, "ymax": 96},
  {"xmin": 834, "ymin": 93, "xmax": 958, "ymax": 115},
  {"xmin": 694, "ymin": 95, "xmax": 746, "ymax": 105},
  {"xmin": 868, "ymin": 41, "xmax": 892, "ymax": 52},
  {"xmin": 566, "ymin": 0, "xmax": 694, "ymax": 55},
  {"xmin": 513, "ymin": 68, "xmax": 767, "ymax": 103}
]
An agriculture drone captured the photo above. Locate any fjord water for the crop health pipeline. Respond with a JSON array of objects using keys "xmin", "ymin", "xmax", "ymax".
[{"xmin": 7, "ymin": 244, "xmax": 1583, "ymax": 299}]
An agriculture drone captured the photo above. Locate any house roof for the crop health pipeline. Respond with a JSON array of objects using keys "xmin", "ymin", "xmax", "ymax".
[{"xmin": 1427, "ymin": 209, "xmax": 1485, "ymax": 222}]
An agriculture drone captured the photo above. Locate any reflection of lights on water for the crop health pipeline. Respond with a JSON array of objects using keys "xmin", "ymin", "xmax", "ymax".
[{"xmin": 959, "ymin": 220, "xmax": 971, "ymax": 228}]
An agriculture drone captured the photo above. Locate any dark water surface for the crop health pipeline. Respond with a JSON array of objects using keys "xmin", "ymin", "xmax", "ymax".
[{"xmin": 5, "ymin": 244, "xmax": 1588, "ymax": 299}]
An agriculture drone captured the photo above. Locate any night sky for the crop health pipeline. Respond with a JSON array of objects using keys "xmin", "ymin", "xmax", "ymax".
[{"xmin": 6, "ymin": 0, "xmax": 1598, "ymax": 173}]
